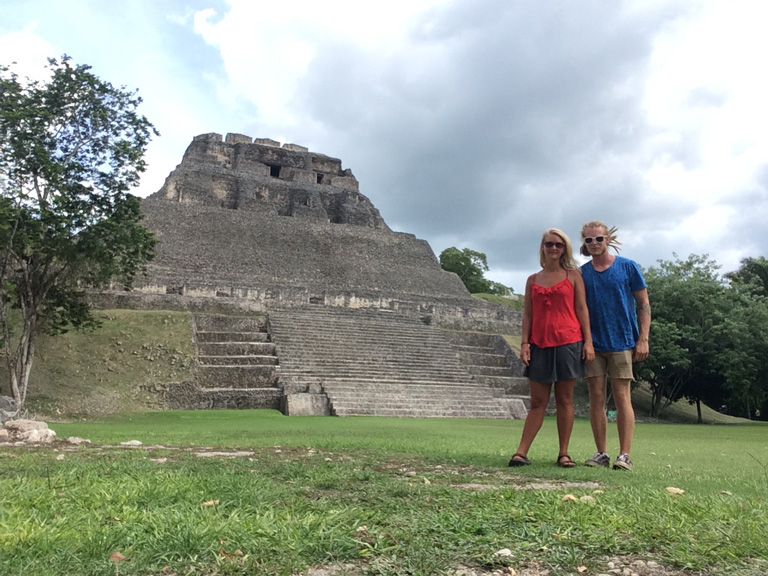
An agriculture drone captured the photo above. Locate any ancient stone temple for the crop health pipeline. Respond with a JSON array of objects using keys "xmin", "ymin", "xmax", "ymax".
[{"xmin": 101, "ymin": 133, "xmax": 531, "ymax": 418}]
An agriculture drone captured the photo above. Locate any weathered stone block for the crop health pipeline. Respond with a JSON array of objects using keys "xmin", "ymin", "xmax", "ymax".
[
  {"xmin": 283, "ymin": 143, "xmax": 308, "ymax": 152},
  {"xmin": 253, "ymin": 138, "xmax": 280, "ymax": 148},
  {"xmin": 282, "ymin": 393, "xmax": 330, "ymax": 416},
  {"xmin": 226, "ymin": 133, "xmax": 252, "ymax": 144}
]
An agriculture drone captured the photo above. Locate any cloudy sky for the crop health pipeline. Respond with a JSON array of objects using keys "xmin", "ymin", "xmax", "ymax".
[{"xmin": 2, "ymin": 0, "xmax": 766, "ymax": 292}]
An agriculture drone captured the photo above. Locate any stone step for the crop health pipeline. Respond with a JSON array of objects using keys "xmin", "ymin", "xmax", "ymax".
[
  {"xmin": 195, "ymin": 314, "xmax": 268, "ymax": 332},
  {"xmin": 332, "ymin": 406, "xmax": 507, "ymax": 418},
  {"xmin": 274, "ymin": 340, "xmax": 459, "ymax": 351},
  {"xmin": 291, "ymin": 377, "xmax": 487, "ymax": 388},
  {"xmin": 288, "ymin": 370, "xmax": 480, "ymax": 390},
  {"xmin": 441, "ymin": 332, "xmax": 495, "ymax": 347},
  {"xmin": 277, "ymin": 354, "xmax": 462, "ymax": 363},
  {"xmin": 269, "ymin": 323, "xmax": 429, "ymax": 335},
  {"xmin": 466, "ymin": 365, "xmax": 514, "ymax": 377},
  {"xmin": 271, "ymin": 334, "xmax": 451, "ymax": 348},
  {"xmin": 456, "ymin": 351, "xmax": 508, "ymax": 367},
  {"xmin": 470, "ymin": 374, "xmax": 528, "ymax": 389},
  {"xmin": 280, "ymin": 362, "xmax": 472, "ymax": 380},
  {"xmin": 450, "ymin": 344, "xmax": 503, "ymax": 355},
  {"xmin": 199, "ymin": 355, "xmax": 278, "ymax": 366},
  {"xmin": 198, "ymin": 342, "xmax": 277, "ymax": 356},
  {"xmin": 321, "ymin": 381, "xmax": 497, "ymax": 392},
  {"xmin": 197, "ymin": 365, "xmax": 280, "ymax": 388},
  {"xmin": 279, "ymin": 371, "xmax": 470, "ymax": 382},
  {"xmin": 271, "ymin": 319, "xmax": 434, "ymax": 331},
  {"xmin": 278, "ymin": 358, "xmax": 466, "ymax": 369},
  {"xmin": 325, "ymin": 394, "xmax": 504, "ymax": 406},
  {"xmin": 197, "ymin": 331, "xmax": 270, "ymax": 343},
  {"xmin": 284, "ymin": 375, "xmax": 470, "ymax": 385},
  {"xmin": 195, "ymin": 387, "xmax": 282, "ymax": 410},
  {"xmin": 320, "ymin": 381, "xmax": 492, "ymax": 390},
  {"xmin": 271, "ymin": 308, "xmax": 423, "ymax": 322},
  {"xmin": 275, "ymin": 351, "xmax": 462, "ymax": 364}
]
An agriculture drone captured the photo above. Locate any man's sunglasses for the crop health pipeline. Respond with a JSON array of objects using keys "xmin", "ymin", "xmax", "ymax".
[
  {"xmin": 542, "ymin": 241, "xmax": 565, "ymax": 249},
  {"xmin": 583, "ymin": 236, "xmax": 605, "ymax": 244}
]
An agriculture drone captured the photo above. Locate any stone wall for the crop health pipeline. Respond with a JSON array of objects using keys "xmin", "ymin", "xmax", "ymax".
[
  {"xmin": 137, "ymin": 198, "xmax": 469, "ymax": 298},
  {"xmin": 152, "ymin": 133, "xmax": 383, "ymax": 227}
]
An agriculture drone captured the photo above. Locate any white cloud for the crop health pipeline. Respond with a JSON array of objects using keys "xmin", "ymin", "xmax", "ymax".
[
  {"xmin": 3, "ymin": 0, "xmax": 768, "ymax": 291},
  {"xmin": 0, "ymin": 27, "xmax": 56, "ymax": 81}
]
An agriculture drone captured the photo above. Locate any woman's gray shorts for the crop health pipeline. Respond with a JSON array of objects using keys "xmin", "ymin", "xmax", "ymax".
[{"xmin": 524, "ymin": 341, "xmax": 585, "ymax": 384}]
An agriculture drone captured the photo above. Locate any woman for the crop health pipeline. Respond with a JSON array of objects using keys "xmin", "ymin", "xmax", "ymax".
[{"xmin": 509, "ymin": 228, "xmax": 594, "ymax": 468}]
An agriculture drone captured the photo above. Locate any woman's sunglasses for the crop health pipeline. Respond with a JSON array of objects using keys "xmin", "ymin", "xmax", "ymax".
[
  {"xmin": 542, "ymin": 241, "xmax": 565, "ymax": 249},
  {"xmin": 583, "ymin": 236, "xmax": 605, "ymax": 244}
]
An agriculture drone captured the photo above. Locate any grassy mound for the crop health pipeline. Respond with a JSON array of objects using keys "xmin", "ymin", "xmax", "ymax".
[
  {"xmin": 472, "ymin": 292, "xmax": 524, "ymax": 311},
  {"xmin": 0, "ymin": 309, "xmax": 195, "ymax": 418}
]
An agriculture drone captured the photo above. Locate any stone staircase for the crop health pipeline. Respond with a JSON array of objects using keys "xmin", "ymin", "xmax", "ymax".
[
  {"xmin": 443, "ymin": 331, "xmax": 551, "ymax": 415},
  {"xmin": 192, "ymin": 314, "xmax": 282, "ymax": 409},
  {"xmin": 268, "ymin": 306, "xmax": 510, "ymax": 418}
]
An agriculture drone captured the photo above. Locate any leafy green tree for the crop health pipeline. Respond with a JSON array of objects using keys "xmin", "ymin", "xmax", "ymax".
[
  {"xmin": 638, "ymin": 254, "xmax": 731, "ymax": 419},
  {"xmin": 720, "ymin": 257, "xmax": 768, "ymax": 417},
  {"xmin": 640, "ymin": 254, "xmax": 768, "ymax": 420},
  {"xmin": 439, "ymin": 247, "xmax": 508, "ymax": 295},
  {"xmin": 726, "ymin": 256, "xmax": 768, "ymax": 298},
  {"xmin": 710, "ymin": 294, "xmax": 768, "ymax": 418},
  {"xmin": 0, "ymin": 56, "xmax": 157, "ymax": 409}
]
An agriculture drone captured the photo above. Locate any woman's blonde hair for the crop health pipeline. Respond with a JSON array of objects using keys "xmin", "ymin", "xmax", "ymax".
[
  {"xmin": 579, "ymin": 220, "xmax": 622, "ymax": 257},
  {"xmin": 540, "ymin": 228, "xmax": 578, "ymax": 269}
]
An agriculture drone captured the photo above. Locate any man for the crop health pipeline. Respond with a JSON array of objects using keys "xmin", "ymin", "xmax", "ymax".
[{"xmin": 579, "ymin": 221, "xmax": 650, "ymax": 471}]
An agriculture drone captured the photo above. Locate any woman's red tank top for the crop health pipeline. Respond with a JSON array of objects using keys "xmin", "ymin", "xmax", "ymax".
[{"xmin": 530, "ymin": 273, "xmax": 583, "ymax": 348}]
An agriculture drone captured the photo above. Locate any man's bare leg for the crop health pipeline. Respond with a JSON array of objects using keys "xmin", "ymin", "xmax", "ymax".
[
  {"xmin": 587, "ymin": 375, "xmax": 608, "ymax": 454},
  {"xmin": 611, "ymin": 378, "xmax": 635, "ymax": 455}
]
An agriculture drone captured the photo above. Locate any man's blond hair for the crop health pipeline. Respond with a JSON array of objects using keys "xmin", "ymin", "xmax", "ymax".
[{"xmin": 579, "ymin": 220, "xmax": 622, "ymax": 256}]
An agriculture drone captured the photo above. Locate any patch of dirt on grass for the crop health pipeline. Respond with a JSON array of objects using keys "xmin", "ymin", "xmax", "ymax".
[
  {"xmin": 453, "ymin": 480, "xmax": 601, "ymax": 491},
  {"xmin": 297, "ymin": 555, "xmax": 728, "ymax": 576},
  {"xmin": 378, "ymin": 458, "xmax": 603, "ymax": 492}
]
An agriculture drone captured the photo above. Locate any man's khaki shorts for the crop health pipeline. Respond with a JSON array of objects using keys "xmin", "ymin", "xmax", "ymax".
[{"xmin": 586, "ymin": 350, "xmax": 634, "ymax": 380}]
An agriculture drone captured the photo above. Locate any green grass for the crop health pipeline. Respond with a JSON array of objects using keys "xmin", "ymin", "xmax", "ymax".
[
  {"xmin": 472, "ymin": 293, "xmax": 524, "ymax": 312},
  {"xmin": 2, "ymin": 412, "xmax": 766, "ymax": 576}
]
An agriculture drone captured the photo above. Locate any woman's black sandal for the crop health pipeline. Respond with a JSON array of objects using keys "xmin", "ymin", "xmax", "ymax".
[
  {"xmin": 556, "ymin": 454, "xmax": 577, "ymax": 468},
  {"xmin": 508, "ymin": 453, "xmax": 531, "ymax": 467}
]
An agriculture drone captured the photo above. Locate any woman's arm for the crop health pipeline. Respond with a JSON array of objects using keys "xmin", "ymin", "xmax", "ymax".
[
  {"xmin": 520, "ymin": 274, "xmax": 535, "ymax": 366},
  {"xmin": 571, "ymin": 269, "xmax": 594, "ymax": 362}
]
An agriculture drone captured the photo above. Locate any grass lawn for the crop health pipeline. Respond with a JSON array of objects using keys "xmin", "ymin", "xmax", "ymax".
[{"xmin": 1, "ymin": 412, "xmax": 766, "ymax": 576}]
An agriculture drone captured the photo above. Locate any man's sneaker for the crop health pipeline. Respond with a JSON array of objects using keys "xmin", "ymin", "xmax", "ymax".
[
  {"xmin": 584, "ymin": 452, "xmax": 610, "ymax": 467},
  {"xmin": 613, "ymin": 454, "xmax": 633, "ymax": 471}
]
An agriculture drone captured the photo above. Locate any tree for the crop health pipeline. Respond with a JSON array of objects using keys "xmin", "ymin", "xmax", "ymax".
[
  {"xmin": 639, "ymin": 253, "xmax": 768, "ymax": 421},
  {"xmin": 720, "ymin": 257, "xmax": 768, "ymax": 417},
  {"xmin": 0, "ymin": 56, "xmax": 157, "ymax": 409},
  {"xmin": 439, "ymin": 247, "xmax": 508, "ymax": 295},
  {"xmin": 726, "ymin": 256, "xmax": 768, "ymax": 298},
  {"xmin": 638, "ymin": 254, "xmax": 731, "ymax": 419}
]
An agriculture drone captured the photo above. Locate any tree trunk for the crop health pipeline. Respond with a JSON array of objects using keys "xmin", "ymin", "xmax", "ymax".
[
  {"xmin": 651, "ymin": 385, "xmax": 664, "ymax": 417},
  {"xmin": 696, "ymin": 398, "xmax": 702, "ymax": 424},
  {"xmin": 6, "ymin": 312, "xmax": 38, "ymax": 409}
]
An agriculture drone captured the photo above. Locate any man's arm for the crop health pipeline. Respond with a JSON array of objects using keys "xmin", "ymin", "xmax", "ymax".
[{"xmin": 633, "ymin": 288, "xmax": 651, "ymax": 361}]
